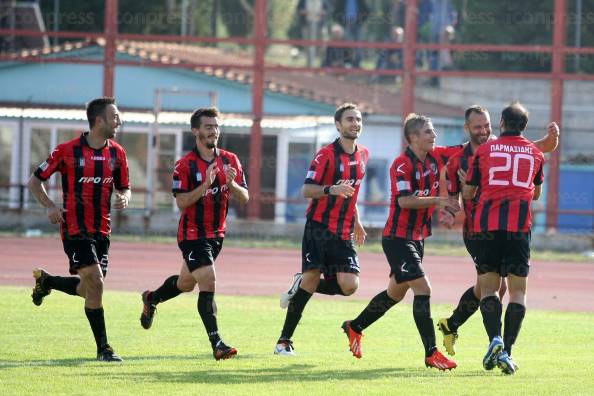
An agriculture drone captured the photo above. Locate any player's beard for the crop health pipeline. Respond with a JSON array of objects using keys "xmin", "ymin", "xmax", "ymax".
[
  {"xmin": 103, "ymin": 124, "xmax": 116, "ymax": 139},
  {"xmin": 199, "ymin": 132, "xmax": 218, "ymax": 149},
  {"xmin": 470, "ymin": 133, "xmax": 488, "ymax": 146},
  {"xmin": 340, "ymin": 128, "xmax": 360, "ymax": 140}
]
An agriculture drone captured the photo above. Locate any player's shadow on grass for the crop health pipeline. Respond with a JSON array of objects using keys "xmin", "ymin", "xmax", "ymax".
[
  {"xmin": 0, "ymin": 355, "xmax": 198, "ymax": 369},
  {"xmin": 0, "ymin": 358, "xmax": 93, "ymax": 368},
  {"xmin": 83, "ymin": 364, "xmax": 485, "ymax": 383}
]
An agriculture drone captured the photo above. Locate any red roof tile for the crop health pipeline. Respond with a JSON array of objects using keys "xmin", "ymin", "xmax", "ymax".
[
  {"xmin": 7, "ymin": 39, "xmax": 463, "ymax": 117},
  {"xmin": 119, "ymin": 41, "xmax": 463, "ymax": 117}
]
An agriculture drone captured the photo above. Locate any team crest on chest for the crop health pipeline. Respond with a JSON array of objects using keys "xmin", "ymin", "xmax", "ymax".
[
  {"xmin": 196, "ymin": 172, "xmax": 203, "ymax": 182},
  {"xmin": 430, "ymin": 163, "xmax": 438, "ymax": 174}
]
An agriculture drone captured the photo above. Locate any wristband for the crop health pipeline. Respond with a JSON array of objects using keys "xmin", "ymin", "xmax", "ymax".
[{"xmin": 323, "ymin": 185, "xmax": 331, "ymax": 195}]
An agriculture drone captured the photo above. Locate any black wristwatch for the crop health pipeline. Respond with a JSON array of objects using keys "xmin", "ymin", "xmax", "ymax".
[{"xmin": 323, "ymin": 185, "xmax": 332, "ymax": 195}]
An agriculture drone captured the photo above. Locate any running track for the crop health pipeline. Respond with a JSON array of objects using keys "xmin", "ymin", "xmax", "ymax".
[{"xmin": 1, "ymin": 236, "xmax": 592, "ymax": 313}]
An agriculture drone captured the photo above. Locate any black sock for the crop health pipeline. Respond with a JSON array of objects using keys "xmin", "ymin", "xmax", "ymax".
[
  {"xmin": 151, "ymin": 275, "xmax": 182, "ymax": 305},
  {"xmin": 197, "ymin": 291, "xmax": 221, "ymax": 348},
  {"xmin": 45, "ymin": 276, "xmax": 80, "ymax": 296},
  {"xmin": 480, "ymin": 296, "xmax": 503, "ymax": 341},
  {"xmin": 448, "ymin": 286, "xmax": 480, "ymax": 331},
  {"xmin": 85, "ymin": 307, "xmax": 108, "ymax": 351},
  {"xmin": 350, "ymin": 290, "xmax": 398, "ymax": 333},
  {"xmin": 280, "ymin": 287, "xmax": 312, "ymax": 340},
  {"xmin": 413, "ymin": 295, "xmax": 437, "ymax": 357},
  {"xmin": 503, "ymin": 303, "xmax": 526, "ymax": 356},
  {"xmin": 315, "ymin": 277, "xmax": 345, "ymax": 296}
]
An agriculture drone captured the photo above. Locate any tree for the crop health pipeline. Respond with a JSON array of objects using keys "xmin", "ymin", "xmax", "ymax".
[
  {"xmin": 453, "ymin": 0, "xmax": 554, "ymax": 72},
  {"xmin": 452, "ymin": 0, "xmax": 594, "ymax": 73}
]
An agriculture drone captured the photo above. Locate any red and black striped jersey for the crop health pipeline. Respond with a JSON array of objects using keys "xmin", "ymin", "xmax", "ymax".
[
  {"xmin": 383, "ymin": 145, "xmax": 463, "ymax": 240},
  {"xmin": 466, "ymin": 132, "xmax": 545, "ymax": 233},
  {"xmin": 34, "ymin": 132, "xmax": 130, "ymax": 239},
  {"xmin": 445, "ymin": 143, "xmax": 476, "ymax": 235},
  {"xmin": 304, "ymin": 139, "xmax": 369, "ymax": 241},
  {"xmin": 172, "ymin": 147, "xmax": 247, "ymax": 242}
]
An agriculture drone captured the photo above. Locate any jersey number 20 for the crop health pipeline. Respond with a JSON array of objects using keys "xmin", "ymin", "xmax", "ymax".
[{"xmin": 488, "ymin": 152, "xmax": 535, "ymax": 188}]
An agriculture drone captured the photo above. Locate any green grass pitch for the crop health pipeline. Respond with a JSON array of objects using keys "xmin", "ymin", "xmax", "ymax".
[{"xmin": 1, "ymin": 287, "xmax": 593, "ymax": 395}]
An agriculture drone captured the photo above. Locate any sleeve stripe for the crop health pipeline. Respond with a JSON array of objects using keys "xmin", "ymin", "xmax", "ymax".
[{"xmin": 396, "ymin": 180, "xmax": 411, "ymax": 191}]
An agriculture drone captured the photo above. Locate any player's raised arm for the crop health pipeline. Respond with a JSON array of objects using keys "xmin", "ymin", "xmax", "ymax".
[
  {"xmin": 533, "ymin": 121, "xmax": 559, "ymax": 153},
  {"xmin": 225, "ymin": 160, "xmax": 249, "ymax": 205},
  {"xmin": 175, "ymin": 162, "xmax": 219, "ymax": 210}
]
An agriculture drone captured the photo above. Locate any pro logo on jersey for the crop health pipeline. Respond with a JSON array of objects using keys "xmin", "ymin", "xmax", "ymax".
[
  {"xmin": 78, "ymin": 176, "xmax": 114, "ymax": 184},
  {"xmin": 204, "ymin": 184, "xmax": 229, "ymax": 197},
  {"xmin": 336, "ymin": 179, "xmax": 362, "ymax": 186}
]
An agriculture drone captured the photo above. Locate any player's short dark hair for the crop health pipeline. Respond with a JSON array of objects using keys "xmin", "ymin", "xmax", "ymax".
[
  {"xmin": 191, "ymin": 107, "xmax": 220, "ymax": 129},
  {"xmin": 86, "ymin": 97, "xmax": 116, "ymax": 129},
  {"xmin": 403, "ymin": 113, "xmax": 431, "ymax": 143},
  {"xmin": 334, "ymin": 102, "xmax": 359, "ymax": 123},
  {"xmin": 464, "ymin": 105, "xmax": 489, "ymax": 123},
  {"xmin": 501, "ymin": 101, "xmax": 529, "ymax": 131}
]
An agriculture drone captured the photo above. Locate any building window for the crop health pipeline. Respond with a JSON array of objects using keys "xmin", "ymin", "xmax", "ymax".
[
  {"xmin": 364, "ymin": 158, "xmax": 389, "ymax": 223},
  {"xmin": 0, "ymin": 125, "xmax": 13, "ymax": 206}
]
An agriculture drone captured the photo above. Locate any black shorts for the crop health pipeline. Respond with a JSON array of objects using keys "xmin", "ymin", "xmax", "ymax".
[
  {"xmin": 463, "ymin": 234, "xmax": 480, "ymax": 271},
  {"xmin": 62, "ymin": 235, "xmax": 110, "ymax": 276},
  {"xmin": 382, "ymin": 237, "xmax": 425, "ymax": 284},
  {"xmin": 473, "ymin": 231, "xmax": 531, "ymax": 277},
  {"xmin": 302, "ymin": 221, "xmax": 360, "ymax": 276},
  {"xmin": 178, "ymin": 238, "xmax": 224, "ymax": 272}
]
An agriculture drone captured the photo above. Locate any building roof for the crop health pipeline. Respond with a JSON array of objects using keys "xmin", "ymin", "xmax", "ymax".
[
  {"xmin": 2, "ymin": 39, "xmax": 463, "ymax": 118},
  {"xmin": 118, "ymin": 40, "xmax": 463, "ymax": 117}
]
